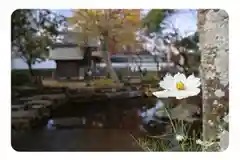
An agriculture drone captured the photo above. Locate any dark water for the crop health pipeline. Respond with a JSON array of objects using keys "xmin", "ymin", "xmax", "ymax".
[{"xmin": 12, "ymin": 97, "xmax": 169, "ymax": 151}]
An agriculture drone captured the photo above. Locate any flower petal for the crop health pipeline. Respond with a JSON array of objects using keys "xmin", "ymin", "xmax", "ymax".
[
  {"xmin": 152, "ymin": 90, "xmax": 170, "ymax": 98},
  {"xmin": 185, "ymin": 74, "xmax": 201, "ymax": 89},
  {"xmin": 159, "ymin": 74, "xmax": 175, "ymax": 90},
  {"xmin": 174, "ymin": 91, "xmax": 191, "ymax": 99},
  {"xmin": 184, "ymin": 88, "xmax": 201, "ymax": 98},
  {"xmin": 172, "ymin": 88, "xmax": 200, "ymax": 99},
  {"xmin": 174, "ymin": 72, "xmax": 186, "ymax": 83},
  {"xmin": 189, "ymin": 88, "xmax": 201, "ymax": 96}
]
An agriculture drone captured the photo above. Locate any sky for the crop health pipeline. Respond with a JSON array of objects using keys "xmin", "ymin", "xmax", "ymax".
[
  {"xmin": 12, "ymin": 9, "xmax": 197, "ymax": 69},
  {"xmin": 160, "ymin": 9, "xmax": 197, "ymax": 38},
  {"xmin": 52, "ymin": 9, "xmax": 73, "ymax": 17},
  {"xmin": 52, "ymin": 9, "xmax": 197, "ymax": 38},
  {"xmin": 137, "ymin": 9, "xmax": 197, "ymax": 55}
]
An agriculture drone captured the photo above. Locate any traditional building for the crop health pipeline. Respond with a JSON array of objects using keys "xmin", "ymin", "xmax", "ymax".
[{"xmin": 49, "ymin": 31, "xmax": 102, "ymax": 80}]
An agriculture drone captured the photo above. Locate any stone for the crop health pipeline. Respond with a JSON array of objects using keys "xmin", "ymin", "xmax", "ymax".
[
  {"xmin": 12, "ymin": 118, "xmax": 30, "ymax": 124},
  {"xmin": 11, "ymin": 105, "xmax": 25, "ymax": 110},
  {"xmin": 20, "ymin": 94, "xmax": 66, "ymax": 101},
  {"xmin": 105, "ymin": 91, "xmax": 138, "ymax": 98},
  {"xmin": 50, "ymin": 117, "xmax": 86, "ymax": 128},
  {"xmin": 31, "ymin": 105, "xmax": 46, "ymax": 109},
  {"xmin": 12, "ymin": 110, "xmax": 40, "ymax": 119},
  {"xmin": 38, "ymin": 94, "xmax": 66, "ymax": 100},
  {"xmin": 24, "ymin": 100, "xmax": 53, "ymax": 106},
  {"xmin": 12, "ymin": 119, "xmax": 32, "ymax": 129},
  {"xmin": 20, "ymin": 96, "xmax": 42, "ymax": 101}
]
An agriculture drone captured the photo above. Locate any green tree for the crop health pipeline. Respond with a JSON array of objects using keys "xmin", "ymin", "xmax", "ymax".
[
  {"xmin": 141, "ymin": 9, "xmax": 172, "ymax": 35},
  {"xmin": 11, "ymin": 9, "xmax": 66, "ymax": 83}
]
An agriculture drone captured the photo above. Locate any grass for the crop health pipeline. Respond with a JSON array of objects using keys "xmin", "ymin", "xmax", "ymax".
[
  {"xmin": 42, "ymin": 80, "xmax": 87, "ymax": 88},
  {"xmin": 141, "ymin": 72, "xmax": 160, "ymax": 88},
  {"xmin": 132, "ymin": 125, "xmax": 202, "ymax": 151},
  {"xmin": 142, "ymin": 72, "xmax": 159, "ymax": 81},
  {"xmin": 89, "ymin": 78, "xmax": 115, "ymax": 87},
  {"xmin": 131, "ymin": 103, "xmax": 202, "ymax": 152},
  {"xmin": 42, "ymin": 78, "xmax": 124, "ymax": 89}
]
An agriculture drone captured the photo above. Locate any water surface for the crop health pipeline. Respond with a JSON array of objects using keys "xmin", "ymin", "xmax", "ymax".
[{"xmin": 12, "ymin": 97, "xmax": 167, "ymax": 151}]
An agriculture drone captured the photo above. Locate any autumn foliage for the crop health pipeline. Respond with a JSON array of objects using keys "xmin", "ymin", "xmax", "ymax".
[{"xmin": 68, "ymin": 9, "xmax": 141, "ymax": 54}]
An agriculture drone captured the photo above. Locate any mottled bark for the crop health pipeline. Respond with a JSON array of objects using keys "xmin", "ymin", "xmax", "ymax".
[{"xmin": 198, "ymin": 9, "xmax": 229, "ymax": 151}]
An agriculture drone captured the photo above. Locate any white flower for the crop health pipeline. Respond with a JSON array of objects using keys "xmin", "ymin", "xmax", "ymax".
[
  {"xmin": 196, "ymin": 139, "xmax": 203, "ymax": 145},
  {"xmin": 208, "ymin": 120, "xmax": 214, "ymax": 126},
  {"xmin": 153, "ymin": 73, "xmax": 201, "ymax": 99},
  {"xmin": 176, "ymin": 134, "xmax": 185, "ymax": 141},
  {"xmin": 196, "ymin": 139, "xmax": 214, "ymax": 147}
]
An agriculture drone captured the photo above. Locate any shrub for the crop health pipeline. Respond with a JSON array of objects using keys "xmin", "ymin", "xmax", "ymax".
[
  {"xmin": 11, "ymin": 70, "xmax": 31, "ymax": 86},
  {"xmin": 141, "ymin": 72, "xmax": 160, "ymax": 87}
]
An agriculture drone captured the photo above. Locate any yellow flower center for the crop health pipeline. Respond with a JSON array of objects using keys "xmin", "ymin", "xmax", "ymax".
[{"xmin": 176, "ymin": 81, "xmax": 185, "ymax": 90}]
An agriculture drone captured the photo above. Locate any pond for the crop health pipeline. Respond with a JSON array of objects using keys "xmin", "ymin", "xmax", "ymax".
[{"xmin": 11, "ymin": 97, "xmax": 201, "ymax": 151}]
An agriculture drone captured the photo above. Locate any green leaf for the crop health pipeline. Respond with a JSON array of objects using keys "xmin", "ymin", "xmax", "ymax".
[
  {"xmin": 11, "ymin": 9, "xmax": 66, "ymax": 69},
  {"xmin": 141, "ymin": 9, "xmax": 167, "ymax": 34}
]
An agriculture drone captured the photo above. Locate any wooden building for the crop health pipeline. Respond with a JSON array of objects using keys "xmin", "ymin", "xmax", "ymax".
[{"xmin": 49, "ymin": 31, "xmax": 102, "ymax": 80}]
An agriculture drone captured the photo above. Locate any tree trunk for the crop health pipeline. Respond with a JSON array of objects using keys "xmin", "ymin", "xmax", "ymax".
[
  {"xmin": 101, "ymin": 36, "xmax": 120, "ymax": 84},
  {"xmin": 83, "ymin": 46, "xmax": 92, "ymax": 70},
  {"xmin": 27, "ymin": 61, "xmax": 36, "ymax": 84},
  {"xmin": 157, "ymin": 62, "xmax": 161, "ymax": 78},
  {"xmin": 27, "ymin": 61, "xmax": 34, "ymax": 77},
  {"xmin": 154, "ymin": 55, "xmax": 160, "ymax": 78},
  {"xmin": 27, "ymin": 61, "xmax": 42, "ymax": 86},
  {"xmin": 198, "ymin": 9, "xmax": 229, "ymax": 151}
]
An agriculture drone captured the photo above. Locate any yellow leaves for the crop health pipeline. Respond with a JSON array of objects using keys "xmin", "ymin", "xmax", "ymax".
[
  {"xmin": 70, "ymin": 9, "xmax": 140, "ymax": 32},
  {"xmin": 69, "ymin": 9, "xmax": 141, "ymax": 51},
  {"xmin": 88, "ymin": 10, "xmax": 97, "ymax": 16},
  {"xmin": 121, "ymin": 9, "xmax": 141, "ymax": 25}
]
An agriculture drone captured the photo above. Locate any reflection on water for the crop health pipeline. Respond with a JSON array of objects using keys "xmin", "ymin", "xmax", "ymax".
[
  {"xmin": 139, "ymin": 100, "xmax": 164, "ymax": 122},
  {"xmin": 12, "ymin": 98, "xmax": 171, "ymax": 151},
  {"xmin": 47, "ymin": 98, "xmax": 161, "ymax": 130}
]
